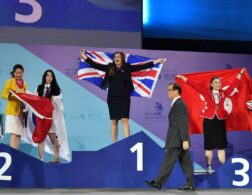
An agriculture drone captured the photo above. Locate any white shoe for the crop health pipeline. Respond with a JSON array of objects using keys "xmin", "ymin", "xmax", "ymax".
[{"xmin": 206, "ymin": 166, "xmax": 213, "ymax": 174}]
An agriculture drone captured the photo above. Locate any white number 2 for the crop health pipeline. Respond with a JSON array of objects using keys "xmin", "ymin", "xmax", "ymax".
[
  {"xmin": 130, "ymin": 142, "xmax": 143, "ymax": 171},
  {"xmin": 232, "ymin": 158, "xmax": 249, "ymax": 186},
  {"xmin": 15, "ymin": 0, "xmax": 42, "ymax": 23},
  {"xmin": 0, "ymin": 152, "xmax": 12, "ymax": 181}
]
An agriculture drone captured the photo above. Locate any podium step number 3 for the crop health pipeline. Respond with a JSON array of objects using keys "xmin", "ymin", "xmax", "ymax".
[
  {"xmin": 232, "ymin": 158, "xmax": 250, "ymax": 186},
  {"xmin": 0, "ymin": 145, "xmax": 251, "ymax": 187}
]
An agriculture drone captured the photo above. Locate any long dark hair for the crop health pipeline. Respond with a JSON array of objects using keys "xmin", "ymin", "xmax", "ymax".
[
  {"xmin": 10, "ymin": 64, "xmax": 24, "ymax": 78},
  {"xmin": 210, "ymin": 76, "xmax": 221, "ymax": 90},
  {"xmin": 108, "ymin": 51, "xmax": 126, "ymax": 76},
  {"xmin": 37, "ymin": 69, "xmax": 61, "ymax": 98}
]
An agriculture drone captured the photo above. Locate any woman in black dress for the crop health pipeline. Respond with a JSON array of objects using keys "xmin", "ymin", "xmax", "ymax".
[
  {"xmin": 177, "ymin": 68, "xmax": 245, "ymax": 173},
  {"xmin": 81, "ymin": 50, "xmax": 166, "ymax": 142}
]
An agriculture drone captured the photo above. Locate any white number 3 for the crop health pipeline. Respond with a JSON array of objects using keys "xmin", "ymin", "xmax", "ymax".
[
  {"xmin": 15, "ymin": 0, "xmax": 42, "ymax": 23},
  {"xmin": 232, "ymin": 158, "xmax": 249, "ymax": 186}
]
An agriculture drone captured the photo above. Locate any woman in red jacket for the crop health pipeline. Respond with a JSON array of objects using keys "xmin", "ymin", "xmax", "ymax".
[{"xmin": 177, "ymin": 68, "xmax": 245, "ymax": 174}]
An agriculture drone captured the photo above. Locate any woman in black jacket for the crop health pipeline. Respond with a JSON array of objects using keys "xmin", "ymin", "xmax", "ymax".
[
  {"xmin": 36, "ymin": 69, "xmax": 61, "ymax": 162},
  {"xmin": 81, "ymin": 50, "xmax": 165, "ymax": 142}
]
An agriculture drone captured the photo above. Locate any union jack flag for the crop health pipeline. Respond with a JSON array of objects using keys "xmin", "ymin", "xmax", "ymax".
[{"xmin": 77, "ymin": 51, "xmax": 163, "ymax": 98}]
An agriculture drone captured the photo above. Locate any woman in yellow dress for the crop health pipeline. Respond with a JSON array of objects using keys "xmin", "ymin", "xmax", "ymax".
[{"xmin": 1, "ymin": 64, "xmax": 28, "ymax": 149}]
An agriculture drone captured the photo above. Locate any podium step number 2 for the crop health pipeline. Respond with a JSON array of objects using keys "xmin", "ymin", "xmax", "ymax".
[
  {"xmin": 0, "ymin": 145, "xmax": 251, "ymax": 187},
  {"xmin": 0, "ymin": 152, "xmax": 12, "ymax": 181}
]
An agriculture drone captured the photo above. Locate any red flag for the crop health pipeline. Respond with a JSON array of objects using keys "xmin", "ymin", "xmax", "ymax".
[
  {"xmin": 176, "ymin": 68, "xmax": 252, "ymax": 134},
  {"xmin": 11, "ymin": 92, "xmax": 54, "ymax": 143}
]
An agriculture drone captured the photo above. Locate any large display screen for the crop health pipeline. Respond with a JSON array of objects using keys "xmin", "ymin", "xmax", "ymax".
[{"xmin": 142, "ymin": 0, "xmax": 252, "ymax": 53}]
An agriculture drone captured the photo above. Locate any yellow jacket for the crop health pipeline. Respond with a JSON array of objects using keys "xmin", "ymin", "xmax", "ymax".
[{"xmin": 1, "ymin": 78, "xmax": 28, "ymax": 115}]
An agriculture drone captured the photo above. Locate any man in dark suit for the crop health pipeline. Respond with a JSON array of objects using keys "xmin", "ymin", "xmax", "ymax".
[{"xmin": 145, "ymin": 83, "xmax": 195, "ymax": 191}]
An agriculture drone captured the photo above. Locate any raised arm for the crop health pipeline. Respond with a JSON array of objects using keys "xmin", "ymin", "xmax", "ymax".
[
  {"xmin": 223, "ymin": 68, "xmax": 245, "ymax": 96},
  {"xmin": 176, "ymin": 75, "xmax": 207, "ymax": 96},
  {"xmin": 130, "ymin": 58, "xmax": 166, "ymax": 72},
  {"xmin": 80, "ymin": 50, "xmax": 107, "ymax": 72}
]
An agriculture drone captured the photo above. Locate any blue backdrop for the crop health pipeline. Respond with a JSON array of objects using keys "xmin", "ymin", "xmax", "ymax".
[{"xmin": 0, "ymin": 0, "xmax": 140, "ymax": 31}]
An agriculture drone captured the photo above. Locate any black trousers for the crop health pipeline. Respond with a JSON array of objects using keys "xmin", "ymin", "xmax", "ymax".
[{"xmin": 154, "ymin": 148, "xmax": 194, "ymax": 187}]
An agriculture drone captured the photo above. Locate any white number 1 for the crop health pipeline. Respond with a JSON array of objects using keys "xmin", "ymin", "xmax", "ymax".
[
  {"xmin": 130, "ymin": 142, "xmax": 143, "ymax": 171},
  {"xmin": 15, "ymin": 0, "xmax": 42, "ymax": 23}
]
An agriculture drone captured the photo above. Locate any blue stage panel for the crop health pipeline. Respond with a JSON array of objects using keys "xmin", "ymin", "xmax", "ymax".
[{"xmin": 0, "ymin": 132, "xmax": 193, "ymax": 188}]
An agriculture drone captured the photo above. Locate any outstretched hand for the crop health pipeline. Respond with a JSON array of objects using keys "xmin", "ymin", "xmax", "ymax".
[
  {"xmin": 240, "ymin": 68, "xmax": 246, "ymax": 74},
  {"xmin": 176, "ymin": 74, "xmax": 187, "ymax": 82},
  {"xmin": 80, "ymin": 49, "xmax": 87, "ymax": 60},
  {"xmin": 237, "ymin": 68, "xmax": 246, "ymax": 80},
  {"xmin": 154, "ymin": 58, "xmax": 166, "ymax": 64}
]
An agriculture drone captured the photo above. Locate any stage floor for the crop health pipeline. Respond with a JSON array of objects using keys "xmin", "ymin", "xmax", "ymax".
[{"xmin": 0, "ymin": 189, "xmax": 251, "ymax": 195}]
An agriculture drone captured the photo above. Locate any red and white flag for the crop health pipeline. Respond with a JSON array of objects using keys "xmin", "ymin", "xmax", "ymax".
[
  {"xmin": 176, "ymin": 68, "xmax": 252, "ymax": 134},
  {"xmin": 11, "ymin": 91, "xmax": 54, "ymax": 142},
  {"xmin": 11, "ymin": 91, "xmax": 71, "ymax": 161}
]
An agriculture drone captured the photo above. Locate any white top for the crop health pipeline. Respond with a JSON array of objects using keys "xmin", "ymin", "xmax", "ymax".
[
  {"xmin": 43, "ymin": 83, "xmax": 51, "ymax": 96},
  {"xmin": 34, "ymin": 86, "xmax": 64, "ymax": 111},
  {"xmin": 212, "ymin": 89, "xmax": 220, "ymax": 104},
  {"xmin": 171, "ymin": 96, "xmax": 181, "ymax": 108}
]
